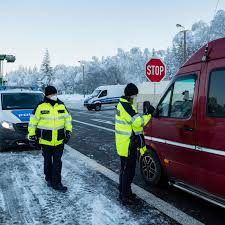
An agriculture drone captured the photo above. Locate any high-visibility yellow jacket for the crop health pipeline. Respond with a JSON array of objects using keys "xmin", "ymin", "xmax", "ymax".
[
  {"xmin": 115, "ymin": 97, "xmax": 151, "ymax": 157},
  {"xmin": 28, "ymin": 97, "xmax": 72, "ymax": 146}
]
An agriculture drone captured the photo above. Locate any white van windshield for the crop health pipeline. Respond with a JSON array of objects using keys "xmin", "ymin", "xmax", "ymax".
[
  {"xmin": 2, "ymin": 93, "xmax": 44, "ymax": 110},
  {"xmin": 91, "ymin": 90, "xmax": 101, "ymax": 97}
]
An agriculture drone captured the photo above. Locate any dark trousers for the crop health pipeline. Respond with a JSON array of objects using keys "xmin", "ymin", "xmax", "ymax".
[
  {"xmin": 119, "ymin": 147, "xmax": 137, "ymax": 198},
  {"xmin": 42, "ymin": 144, "xmax": 64, "ymax": 186}
]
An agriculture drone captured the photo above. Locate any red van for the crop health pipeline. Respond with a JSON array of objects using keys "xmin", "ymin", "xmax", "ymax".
[{"xmin": 140, "ymin": 37, "xmax": 225, "ymax": 208}]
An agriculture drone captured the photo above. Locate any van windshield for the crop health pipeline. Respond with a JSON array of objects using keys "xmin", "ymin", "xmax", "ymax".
[
  {"xmin": 1, "ymin": 93, "xmax": 44, "ymax": 110},
  {"xmin": 91, "ymin": 90, "xmax": 101, "ymax": 97}
]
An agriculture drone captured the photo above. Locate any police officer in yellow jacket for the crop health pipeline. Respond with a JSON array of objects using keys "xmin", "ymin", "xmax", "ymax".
[
  {"xmin": 28, "ymin": 86, "xmax": 72, "ymax": 192},
  {"xmin": 115, "ymin": 83, "xmax": 154, "ymax": 205}
]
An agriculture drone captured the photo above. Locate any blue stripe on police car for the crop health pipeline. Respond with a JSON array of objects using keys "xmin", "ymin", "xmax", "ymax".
[
  {"xmin": 11, "ymin": 110, "xmax": 33, "ymax": 122},
  {"xmin": 93, "ymin": 97, "xmax": 120, "ymax": 104}
]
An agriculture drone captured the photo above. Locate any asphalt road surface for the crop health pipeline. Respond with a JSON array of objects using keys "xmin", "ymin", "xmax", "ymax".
[{"xmin": 69, "ymin": 106, "xmax": 225, "ymax": 225}]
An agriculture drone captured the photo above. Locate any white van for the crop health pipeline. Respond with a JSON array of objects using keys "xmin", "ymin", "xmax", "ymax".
[{"xmin": 84, "ymin": 85, "xmax": 125, "ymax": 111}]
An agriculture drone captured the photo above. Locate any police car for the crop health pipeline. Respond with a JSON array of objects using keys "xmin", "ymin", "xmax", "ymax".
[{"xmin": 0, "ymin": 86, "xmax": 44, "ymax": 151}]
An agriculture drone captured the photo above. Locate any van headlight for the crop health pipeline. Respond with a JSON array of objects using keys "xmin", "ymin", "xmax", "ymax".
[{"xmin": 0, "ymin": 121, "xmax": 14, "ymax": 130}]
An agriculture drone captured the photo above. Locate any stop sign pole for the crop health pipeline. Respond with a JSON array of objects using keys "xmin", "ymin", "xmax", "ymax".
[{"xmin": 145, "ymin": 57, "xmax": 166, "ymax": 104}]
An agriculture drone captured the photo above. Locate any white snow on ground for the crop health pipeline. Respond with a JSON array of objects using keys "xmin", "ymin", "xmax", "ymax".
[
  {"xmin": 0, "ymin": 149, "xmax": 173, "ymax": 225},
  {"xmin": 0, "ymin": 188, "xmax": 6, "ymax": 220},
  {"xmin": 58, "ymin": 94, "xmax": 85, "ymax": 110}
]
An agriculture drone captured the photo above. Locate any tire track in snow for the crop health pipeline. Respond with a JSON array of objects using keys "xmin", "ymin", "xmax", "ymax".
[
  {"xmin": 0, "ymin": 183, "xmax": 10, "ymax": 225},
  {"xmin": 0, "ymin": 158, "xmax": 32, "ymax": 225}
]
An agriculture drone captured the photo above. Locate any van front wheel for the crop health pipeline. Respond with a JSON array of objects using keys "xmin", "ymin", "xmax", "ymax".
[
  {"xmin": 140, "ymin": 150, "xmax": 165, "ymax": 186},
  {"xmin": 95, "ymin": 104, "xmax": 101, "ymax": 111}
]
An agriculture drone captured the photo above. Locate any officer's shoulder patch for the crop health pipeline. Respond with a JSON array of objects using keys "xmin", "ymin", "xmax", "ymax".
[{"xmin": 41, "ymin": 110, "xmax": 50, "ymax": 114}]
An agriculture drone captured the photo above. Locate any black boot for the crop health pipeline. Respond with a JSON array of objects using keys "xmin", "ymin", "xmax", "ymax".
[
  {"xmin": 119, "ymin": 196, "xmax": 134, "ymax": 205},
  {"xmin": 52, "ymin": 183, "xmax": 68, "ymax": 192},
  {"xmin": 128, "ymin": 193, "xmax": 137, "ymax": 200},
  {"xmin": 46, "ymin": 180, "xmax": 52, "ymax": 187}
]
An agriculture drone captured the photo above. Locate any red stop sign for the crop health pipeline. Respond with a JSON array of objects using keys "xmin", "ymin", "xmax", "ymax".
[{"xmin": 145, "ymin": 58, "xmax": 166, "ymax": 82}]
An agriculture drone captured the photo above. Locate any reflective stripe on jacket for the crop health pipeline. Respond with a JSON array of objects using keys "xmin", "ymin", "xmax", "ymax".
[
  {"xmin": 28, "ymin": 98, "xmax": 72, "ymax": 146},
  {"xmin": 115, "ymin": 97, "xmax": 151, "ymax": 157}
]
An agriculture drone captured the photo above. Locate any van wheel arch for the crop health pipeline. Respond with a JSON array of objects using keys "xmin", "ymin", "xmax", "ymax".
[{"xmin": 140, "ymin": 146, "xmax": 167, "ymax": 186}]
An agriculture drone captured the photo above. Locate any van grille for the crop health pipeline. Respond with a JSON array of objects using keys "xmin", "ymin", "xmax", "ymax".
[{"xmin": 14, "ymin": 123, "xmax": 28, "ymax": 135}]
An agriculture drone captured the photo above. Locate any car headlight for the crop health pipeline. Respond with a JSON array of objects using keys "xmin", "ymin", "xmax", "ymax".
[{"xmin": 1, "ymin": 121, "xmax": 14, "ymax": 130}]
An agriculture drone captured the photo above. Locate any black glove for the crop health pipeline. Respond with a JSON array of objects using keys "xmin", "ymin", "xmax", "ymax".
[
  {"xmin": 64, "ymin": 131, "xmax": 71, "ymax": 144},
  {"xmin": 29, "ymin": 135, "xmax": 38, "ymax": 148},
  {"xmin": 147, "ymin": 105, "xmax": 155, "ymax": 115},
  {"xmin": 143, "ymin": 101, "xmax": 155, "ymax": 115}
]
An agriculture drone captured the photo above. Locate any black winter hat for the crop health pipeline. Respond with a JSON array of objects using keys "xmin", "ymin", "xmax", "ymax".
[
  {"xmin": 45, "ymin": 86, "xmax": 57, "ymax": 96},
  {"xmin": 124, "ymin": 83, "xmax": 139, "ymax": 97}
]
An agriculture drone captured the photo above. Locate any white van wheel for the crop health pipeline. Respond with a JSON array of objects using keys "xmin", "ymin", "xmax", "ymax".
[{"xmin": 95, "ymin": 104, "xmax": 101, "ymax": 111}]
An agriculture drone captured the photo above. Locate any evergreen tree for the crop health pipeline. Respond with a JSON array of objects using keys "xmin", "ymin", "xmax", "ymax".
[{"xmin": 40, "ymin": 49, "xmax": 53, "ymax": 87}]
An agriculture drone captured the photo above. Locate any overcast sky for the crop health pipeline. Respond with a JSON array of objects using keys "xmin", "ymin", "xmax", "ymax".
[{"xmin": 1, "ymin": 0, "xmax": 225, "ymax": 73}]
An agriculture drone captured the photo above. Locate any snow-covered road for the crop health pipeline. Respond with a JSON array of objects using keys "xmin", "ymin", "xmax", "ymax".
[{"xmin": 0, "ymin": 148, "xmax": 176, "ymax": 225}]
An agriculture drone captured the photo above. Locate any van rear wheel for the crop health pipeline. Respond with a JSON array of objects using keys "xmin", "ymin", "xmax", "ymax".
[
  {"xmin": 140, "ymin": 150, "xmax": 165, "ymax": 186},
  {"xmin": 95, "ymin": 103, "xmax": 101, "ymax": 111}
]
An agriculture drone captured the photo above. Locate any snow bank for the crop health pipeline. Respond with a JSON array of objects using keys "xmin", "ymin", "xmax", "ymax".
[{"xmin": 58, "ymin": 94, "xmax": 85, "ymax": 110}]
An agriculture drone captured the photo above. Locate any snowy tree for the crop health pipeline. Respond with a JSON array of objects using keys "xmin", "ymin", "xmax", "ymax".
[
  {"xmin": 40, "ymin": 49, "xmax": 54, "ymax": 88},
  {"xmin": 210, "ymin": 10, "xmax": 225, "ymax": 40}
]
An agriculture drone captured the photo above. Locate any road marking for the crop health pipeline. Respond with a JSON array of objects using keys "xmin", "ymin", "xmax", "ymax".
[
  {"xmin": 65, "ymin": 145, "xmax": 204, "ymax": 225},
  {"xmin": 91, "ymin": 118, "xmax": 114, "ymax": 125},
  {"xmin": 73, "ymin": 119, "xmax": 115, "ymax": 132},
  {"xmin": 71, "ymin": 110, "xmax": 115, "ymax": 119}
]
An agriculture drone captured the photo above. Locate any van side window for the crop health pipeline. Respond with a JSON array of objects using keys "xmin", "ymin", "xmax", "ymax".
[
  {"xmin": 207, "ymin": 68, "xmax": 225, "ymax": 117},
  {"xmin": 98, "ymin": 90, "xmax": 107, "ymax": 98},
  {"xmin": 157, "ymin": 75, "xmax": 196, "ymax": 118},
  {"xmin": 170, "ymin": 77, "xmax": 196, "ymax": 118}
]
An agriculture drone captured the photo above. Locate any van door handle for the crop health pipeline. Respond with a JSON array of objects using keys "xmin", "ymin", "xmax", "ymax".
[{"xmin": 182, "ymin": 126, "xmax": 194, "ymax": 132}]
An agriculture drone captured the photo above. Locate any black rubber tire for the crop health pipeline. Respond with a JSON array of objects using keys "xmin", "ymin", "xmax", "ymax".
[
  {"xmin": 0, "ymin": 144, "xmax": 7, "ymax": 152},
  {"xmin": 94, "ymin": 104, "xmax": 101, "ymax": 111},
  {"xmin": 140, "ymin": 149, "xmax": 165, "ymax": 186}
]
